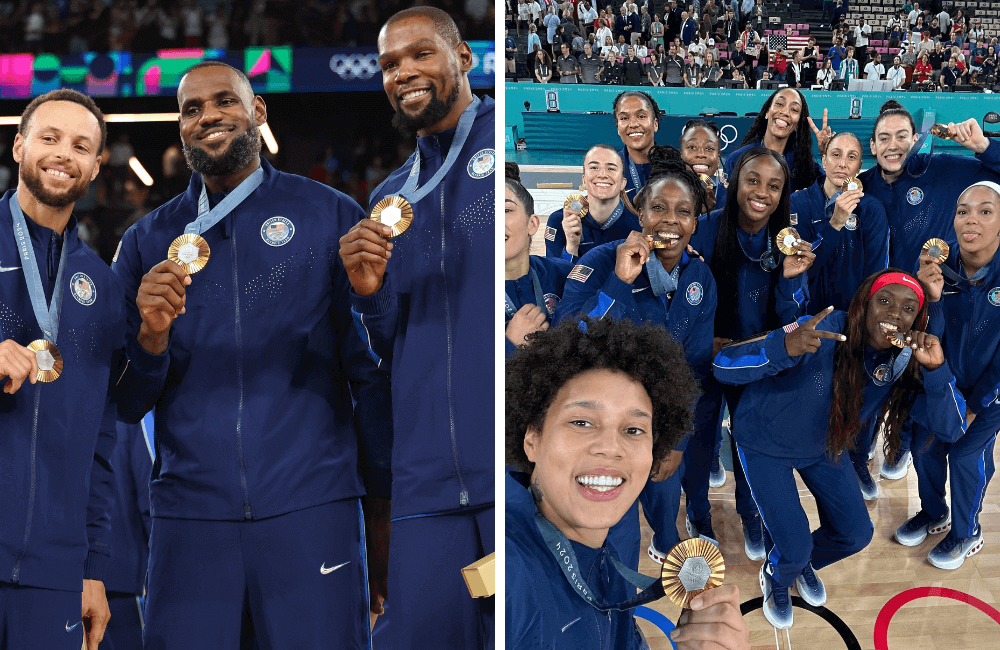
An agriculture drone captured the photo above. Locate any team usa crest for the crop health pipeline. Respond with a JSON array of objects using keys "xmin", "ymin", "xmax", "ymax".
[
  {"xmin": 467, "ymin": 149, "xmax": 495, "ymax": 179},
  {"xmin": 71, "ymin": 272, "xmax": 96, "ymax": 306},
  {"xmin": 907, "ymin": 187, "xmax": 924, "ymax": 205},
  {"xmin": 544, "ymin": 293, "xmax": 560, "ymax": 315},
  {"xmin": 261, "ymin": 217, "xmax": 295, "ymax": 246},
  {"xmin": 989, "ymin": 287, "xmax": 1000, "ymax": 307},
  {"xmin": 686, "ymin": 282, "xmax": 704, "ymax": 306}
]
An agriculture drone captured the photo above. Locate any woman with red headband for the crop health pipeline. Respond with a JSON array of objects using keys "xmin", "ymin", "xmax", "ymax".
[{"xmin": 712, "ymin": 269, "xmax": 968, "ymax": 629}]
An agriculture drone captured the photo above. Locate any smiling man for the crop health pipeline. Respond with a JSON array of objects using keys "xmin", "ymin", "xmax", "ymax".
[
  {"xmin": 338, "ymin": 7, "xmax": 495, "ymax": 649},
  {"xmin": 111, "ymin": 62, "xmax": 389, "ymax": 649},
  {"xmin": 0, "ymin": 89, "xmax": 121, "ymax": 650}
]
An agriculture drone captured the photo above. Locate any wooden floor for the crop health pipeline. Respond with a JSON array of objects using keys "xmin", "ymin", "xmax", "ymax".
[{"xmin": 634, "ymin": 440, "xmax": 1000, "ymax": 650}]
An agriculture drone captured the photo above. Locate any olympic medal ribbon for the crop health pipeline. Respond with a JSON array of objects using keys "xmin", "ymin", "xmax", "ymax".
[
  {"xmin": 187, "ymin": 165, "xmax": 264, "ymax": 237},
  {"xmin": 504, "ymin": 268, "xmax": 545, "ymax": 323}
]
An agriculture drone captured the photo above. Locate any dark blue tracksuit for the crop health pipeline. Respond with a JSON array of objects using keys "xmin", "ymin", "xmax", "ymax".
[
  {"xmin": 554, "ymin": 244, "xmax": 717, "ymax": 570},
  {"xmin": 723, "ymin": 137, "xmax": 823, "ymax": 193},
  {"xmin": 112, "ymin": 159, "xmax": 380, "ymax": 650},
  {"xmin": 506, "ymin": 473, "xmax": 648, "ymax": 650},
  {"xmin": 544, "ymin": 199, "xmax": 642, "ymax": 262},
  {"xmin": 857, "ymin": 140, "xmax": 1000, "ymax": 272},
  {"xmin": 714, "ymin": 311, "xmax": 967, "ymax": 586},
  {"xmin": 100, "ymin": 419, "xmax": 154, "ymax": 650},
  {"xmin": 505, "ymin": 255, "xmax": 573, "ymax": 358},
  {"xmin": 621, "ymin": 146, "xmax": 651, "ymax": 205},
  {"xmin": 912, "ymin": 249, "xmax": 1000, "ymax": 541},
  {"xmin": 351, "ymin": 97, "xmax": 495, "ymax": 650},
  {"xmin": 0, "ymin": 193, "xmax": 123, "ymax": 650},
  {"xmin": 685, "ymin": 209, "xmax": 810, "ymax": 528}
]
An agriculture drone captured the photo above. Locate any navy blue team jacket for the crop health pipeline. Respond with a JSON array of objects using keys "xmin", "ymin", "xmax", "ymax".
[
  {"xmin": 505, "ymin": 255, "xmax": 573, "ymax": 358},
  {"xmin": 713, "ymin": 310, "xmax": 968, "ymax": 459},
  {"xmin": 113, "ymin": 158, "xmax": 388, "ymax": 522},
  {"xmin": 789, "ymin": 177, "xmax": 890, "ymax": 310},
  {"xmin": 351, "ymin": 97, "xmax": 494, "ymax": 518},
  {"xmin": 104, "ymin": 419, "xmax": 153, "ymax": 595},
  {"xmin": 0, "ymin": 192, "xmax": 123, "ymax": 591},
  {"xmin": 621, "ymin": 146, "xmax": 651, "ymax": 205},
  {"xmin": 722, "ymin": 137, "xmax": 822, "ymax": 193},
  {"xmin": 544, "ymin": 200, "xmax": 642, "ymax": 262},
  {"xmin": 858, "ymin": 140, "xmax": 1000, "ymax": 272},
  {"xmin": 506, "ymin": 472, "xmax": 648, "ymax": 650}
]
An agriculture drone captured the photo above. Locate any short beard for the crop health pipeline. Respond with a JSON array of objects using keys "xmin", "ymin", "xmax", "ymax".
[
  {"xmin": 183, "ymin": 124, "xmax": 262, "ymax": 178},
  {"xmin": 20, "ymin": 164, "xmax": 89, "ymax": 208},
  {"xmin": 390, "ymin": 76, "xmax": 461, "ymax": 137}
]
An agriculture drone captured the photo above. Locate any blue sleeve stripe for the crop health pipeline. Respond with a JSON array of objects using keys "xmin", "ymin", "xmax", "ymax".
[
  {"xmin": 561, "ymin": 250, "xmax": 575, "ymax": 262},
  {"xmin": 351, "ymin": 309, "xmax": 383, "ymax": 369},
  {"xmin": 948, "ymin": 379, "xmax": 968, "ymax": 431},
  {"xmin": 883, "ymin": 231, "xmax": 890, "ymax": 269},
  {"xmin": 587, "ymin": 292, "xmax": 615, "ymax": 318},
  {"xmin": 793, "ymin": 288, "xmax": 805, "ymax": 306},
  {"xmin": 981, "ymin": 386, "xmax": 1000, "ymax": 410},
  {"xmin": 713, "ymin": 347, "xmax": 770, "ymax": 371}
]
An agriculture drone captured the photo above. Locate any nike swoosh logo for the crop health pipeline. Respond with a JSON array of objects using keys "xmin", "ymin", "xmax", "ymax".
[
  {"xmin": 561, "ymin": 617, "xmax": 582, "ymax": 633},
  {"xmin": 320, "ymin": 561, "xmax": 350, "ymax": 574},
  {"xmin": 0, "ymin": 267, "xmax": 21, "ymax": 273},
  {"xmin": 66, "ymin": 622, "xmax": 80, "ymax": 632},
  {"xmin": 632, "ymin": 287, "xmax": 649, "ymax": 293}
]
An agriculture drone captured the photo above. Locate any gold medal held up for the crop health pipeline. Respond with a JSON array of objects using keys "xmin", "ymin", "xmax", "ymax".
[
  {"xmin": 659, "ymin": 537, "xmax": 725, "ymax": 608},
  {"xmin": 776, "ymin": 227, "xmax": 802, "ymax": 255},
  {"xmin": 564, "ymin": 193, "xmax": 589, "ymax": 218},
  {"xmin": 922, "ymin": 238, "xmax": 950, "ymax": 262},
  {"xmin": 168, "ymin": 234, "xmax": 211, "ymax": 274},
  {"xmin": 370, "ymin": 196, "xmax": 413, "ymax": 238},
  {"xmin": 28, "ymin": 339, "xmax": 62, "ymax": 383},
  {"xmin": 844, "ymin": 176, "xmax": 863, "ymax": 193},
  {"xmin": 882, "ymin": 323, "xmax": 907, "ymax": 348},
  {"xmin": 931, "ymin": 123, "xmax": 952, "ymax": 139},
  {"xmin": 649, "ymin": 235, "xmax": 669, "ymax": 249}
]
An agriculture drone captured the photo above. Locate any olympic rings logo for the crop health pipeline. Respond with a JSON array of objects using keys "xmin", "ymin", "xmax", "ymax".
[
  {"xmin": 719, "ymin": 124, "xmax": 739, "ymax": 151},
  {"xmin": 328, "ymin": 54, "xmax": 382, "ymax": 80}
]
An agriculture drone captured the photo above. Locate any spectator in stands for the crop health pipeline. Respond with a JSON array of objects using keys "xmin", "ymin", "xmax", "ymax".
[
  {"xmin": 659, "ymin": 41, "xmax": 682, "ymax": 86},
  {"xmin": 937, "ymin": 5, "xmax": 951, "ymax": 40},
  {"xmin": 740, "ymin": 0, "xmax": 755, "ymax": 22},
  {"xmin": 579, "ymin": 42, "xmax": 603, "ymax": 83},
  {"xmin": 688, "ymin": 36, "xmax": 706, "ymax": 66},
  {"xmin": 801, "ymin": 37, "xmax": 819, "ymax": 86},
  {"xmin": 650, "ymin": 13, "xmax": 664, "ymax": 50},
  {"xmin": 703, "ymin": 51, "xmax": 722, "ymax": 87},
  {"xmin": 571, "ymin": 30, "xmax": 586, "ymax": 57},
  {"xmin": 544, "ymin": 5, "xmax": 560, "ymax": 56},
  {"xmin": 827, "ymin": 36, "xmax": 846, "ymax": 72},
  {"xmin": 616, "ymin": 5, "xmax": 630, "ymax": 43},
  {"xmin": 636, "ymin": 39, "xmax": 649, "ymax": 58},
  {"xmin": 580, "ymin": 1, "xmax": 598, "ymax": 36},
  {"xmin": 941, "ymin": 56, "xmax": 960, "ymax": 90},
  {"xmin": 595, "ymin": 17, "xmax": 613, "ymax": 50},
  {"xmin": 640, "ymin": 5, "xmax": 651, "ymax": 42},
  {"xmin": 506, "ymin": 31, "xmax": 518, "ymax": 77},
  {"xmin": 730, "ymin": 38, "xmax": 748, "ymax": 82},
  {"xmin": 517, "ymin": 0, "xmax": 531, "ymax": 33},
  {"xmin": 647, "ymin": 50, "xmax": 664, "ymax": 85},
  {"xmin": 831, "ymin": 1, "xmax": 847, "ymax": 31},
  {"xmin": 706, "ymin": 38, "xmax": 720, "ymax": 66},
  {"xmin": 684, "ymin": 50, "xmax": 702, "ymax": 87},
  {"xmin": 528, "ymin": 24, "xmax": 542, "ymax": 65},
  {"xmin": 749, "ymin": 0, "xmax": 767, "ymax": 37},
  {"xmin": 984, "ymin": 53, "xmax": 997, "ymax": 84},
  {"xmin": 23, "ymin": 2, "xmax": 44, "ymax": 53},
  {"xmin": 787, "ymin": 51, "xmax": 805, "ymax": 88},
  {"xmin": 972, "ymin": 38, "xmax": 988, "ymax": 73},
  {"xmin": 888, "ymin": 11, "xmax": 906, "ymax": 49},
  {"xmin": 969, "ymin": 19, "xmax": 984, "ymax": 49},
  {"xmin": 865, "ymin": 51, "xmax": 885, "ymax": 80},
  {"xmin": 534, "ymin": 49, "xmax": 553, "ymax": 82},
  {"xmin": 914, "ymin": 53, "xmax": 932, "ymax": 86},
  {"xmin": 930, "ymin": 40, "xmax": 947, "ymax": 85},
  {"xmin": 529, "ymin": 0, "xmax": 542, "ymax": 27},
  {"xmin": 928, "ymin": 17, "xmax": 941, "ymax": 42},
  {"xmin": 600, "ymin": 47, "xmax": 622, "ymax": 84},
  {"xmin": 908, "ymin": 2, "xmax": 921, "ymax": 30},
  {"xmin": 854, "ymin": 18, "xmax": 871, "ymax": 70},
  {"xmin": 179, "ymin": 0, "xmax": 201, "ymax": 47},
  {"xmin": 902, "ymin": 41, "xmax": 917, "ymax": 68},
  {"xmin": 887, "ymin": 55, "xmax": 907, "ymax": 89},
  {"xmin": 952, "ymin": 9, "xmax": 967, "ymax": 48},
  {"xmin": 622, "ymin": 46, "xmax": 644, "ymax": 85},
  {"xmin": 601, "ymin": 34, "xmax": 618, "ymax": 57},
  {"xmin": 917, "ymin": 29, "xmax": 934, "ymax": 56},
  {"xmin": 681, "ymin": 10, "xmax": 696, "ymax": 46},
  {"xmin": 557, "ymin": 42, "xmax": 580, "ymax": 82},
  {"xmin": 839, "ymin": 45, "xmax": 859, "ymax": 85},
  {"xmin": 817, "ymin": 58, "xmax": 837, "ymax": 89},
  {"xmin": 722, "ymin": 7, "xmax": 738, "ymax": 46},
  {"xmin": 771, "ymin": 46, "xmax": 788, "ymax": 83},
  {"xmin": 821, "ymin": 0, "xmax": 835, "ymax": 29},
  {"xmin": 731, "ymin": 67, "xmax": 749, "ymax": 87}
]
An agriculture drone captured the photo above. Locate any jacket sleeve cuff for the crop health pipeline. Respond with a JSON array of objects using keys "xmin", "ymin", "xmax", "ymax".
[
  {"xmin": 922, "ymin": 361, "xmax": 956, "ymax": 391},
  {"xmin": 83, "ymin": 550, "xmax": 110, "ymax": 582},
  {"xmin": 126, "ymin": 336, "xmax": 170, "ymax": 378},
  {"xmin": 600, "ymin": 274, "xmax": 636, "ymax": 304},
  {"xmin": 350, "ymin": 274, "xmax": 394, "ymax": 316},
  {"xmin": 764, "ymin": 327, "xmax": 793, "ymax": 368},
  {"xmin": 976, "ymin": 138, "xmax": 1000, "ymax": 164},
  {"xmin": 362, "ymin": 468, "xmax": 392, "ymax": 500}
]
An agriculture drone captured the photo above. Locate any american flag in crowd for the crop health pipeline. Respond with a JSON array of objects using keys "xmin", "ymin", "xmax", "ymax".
[{"xmin": 768, "ymin": 32, "xmax": 810, "ymax": 53}]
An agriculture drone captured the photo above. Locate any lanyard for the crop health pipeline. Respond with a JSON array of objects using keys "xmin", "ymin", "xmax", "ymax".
[
  {"xmin": 504, "ymin": 268, "xmax": 545, "ymax": 322},
  {"xmin": 869, "ymin": 346, "xmax": 913, "ymax": 387},
  {"xmin": 737, "ymin": 228, "xmax": 778, "ymax": 271},
  {"xmin": 534, "ymin": 509, "xmax": 664, "ymax": 611},
  {"xmin": 188, "ymin": 166, "xmax": 264, "ymax": 235},
  {"xmin": 9, "ymin": 193, "xmax": 69, "ymax": 344},
  {"xmin": 942, "ymin": 258, "xmax": 991, "ymax": 286},
  {"xmin": 592, "ymin": 200, "xmax": 626, "ymax": 232},
  {"xmin": 647, "ymin": 257, "xmax": 680, "ymax": 298},
  {"xmin": 625, "ymin": 150, "xmax": 645, "ymax": 193},
  {"xmin": 395, "ymin": 96, "xmax": 481, "ymax": 206}
]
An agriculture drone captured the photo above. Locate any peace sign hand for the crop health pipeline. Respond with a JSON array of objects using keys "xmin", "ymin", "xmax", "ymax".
[
  {"xmin": 807, "ymin": 108, "xmax": 834, "ymax": 156},
  {"xmin": 784, "ymin": 306, "xmax": 846, "ymax": 356}
]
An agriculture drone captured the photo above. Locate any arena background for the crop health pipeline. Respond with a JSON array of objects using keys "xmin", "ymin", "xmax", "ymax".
[{"xmin": 0, "ymin": 0, "xmax": 495, "ymax": 263}]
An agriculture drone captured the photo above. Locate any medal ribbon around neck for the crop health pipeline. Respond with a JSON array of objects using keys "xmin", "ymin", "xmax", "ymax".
[
  {"xmin": 504, "ymin": 268, "xmax": 545, "ymax": 323},
  {"xmin": 9, "ymin": 193, "xmax": 69, "ymax": 344},
  {"xmin": 189, "ymin": 165, "xmax": 264, "ymax": 236}
]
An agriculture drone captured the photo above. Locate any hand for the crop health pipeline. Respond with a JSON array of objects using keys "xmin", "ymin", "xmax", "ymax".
[
  {"xmin": 136, "ymin": 260, "xmax": 190, "ymax": 354},
  {"xmin": 362, "ymin": 496, "xmax": 390, "ymax": 623},
  {"xmin": 703, "ymin": 178, "xmax": 717, "ymax": 212},
  {"xmin": 81, "ymin": 579, "xmax": 110, "ymax": 650},
  {"xmin": 784, "ymin": 306, "xmax": 845, "ymax": 356},
  {"xmin": 916, "ymin": 253, "xmax": 945, "ymax": 303},
  {"xmin": 506, "ymin": 304, "xmax": 549, "ymax": 348},
  {"xmin": 781, "ymin": 239, "xmax": 816, "ymax": 279},
  {"xmin": 651, "ymin": 450, "xmax": 683, "ymax": 482},
  {"xmin": 686, "ymin": 243, "xmax": 705, "ymax": 262},
  {"xmin": 966, "ymin": 408, "xmax": 978, "ymax": 428},
  {"xmin": 807, "ymin": 108, "xmax": 834, "ymax": 155},
  {"xmin": 0, "ymin": 339, "xmax": 38, "ymax": 394},
  {"xmin": 713, "ymin": 336, "xmax": 732, "ymax": 357},
  {"xmin": 671, "ymin": 584, "xmax": 750, "ymax": 650},
  {"xmin": 562, "ymin": 208, "xmax": 584, "ymax": 256},
  {"xmin": 906, "ymin": 330, "xmax": 944, "ymax": 370},
  {"xmin": 338, "ymin": 219, "xmax": 394, "ymax": 297},
  {"xmin": 948, "ymin": 118, "xmax": 990, "ymax": 153},
  {"xmin": 615, "ymin": 231, "xmax": 651, "ymax": 284},
  {"xmin": 830, "ymin": 188, "xmax": 862, "ymax": 230}
]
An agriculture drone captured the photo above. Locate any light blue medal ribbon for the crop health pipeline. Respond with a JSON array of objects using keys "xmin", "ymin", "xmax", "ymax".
[
  {"xmin": 504, "ymin": 268, "xmax": 545, "ymax": 323},
  {"xmin": 869, "ymin": 346, "xmax": 913, "ymax": 387},
  {"xmin": 595, "ymin": 201, "xmax": 625, "ymax": 231},
  {"xmin": 187, "ymin": 165, "xmax": 264, "ymax": 236},
  {"xmin": 391, "ymin": 96, "xmax": 482, "ymax": 207},
  {"xmin": 9, "ymin": 193, "xmax": 69, "ymax": 344}
]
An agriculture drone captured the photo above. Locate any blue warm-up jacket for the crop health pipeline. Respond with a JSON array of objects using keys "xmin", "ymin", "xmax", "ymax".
[
  {"xmin": 713, "ymin": 310, "xmax": 968, "ymax": 458},
  {"xmin": 723, "ymin": 136, "xmax": 822, "ymax": 193},
  {"xmin": 112, "ymin": 158, "xmax": 388, "ymax": 521},
  {"xmin": 104, "ymin": 418, "xmax": 153, "ymax": 595},
  {"xmin": 351, "ymin": 96, "xmax": 494, "ymax": 518},
  {"xmin": 0, "ymin": 192, "xmax": 124, "ymax": 591},
  {"xmin": 506, "ymin": 472, "xmax": 648, "ymax": 650},
  {"xmin": 690, "ymin": 209, "xmax": 809, "ymax": 340},
  {"xmin": 858, "ymin": 139, "xmax": 1000, "ymax": 272},
  {"xmin": 505, "ymin": 255, "xmax": 573, "ymax": 358},
  {"xmin": 789, "ymin": 177, "xmax": 890, "ymax": 310},
  {"xmin": 621, "ymin": 147, "xmax": 650, "ymax": 205},
  {"xmin": 544, "ymin": 200, "xmax": 642, "ymax": 263}
]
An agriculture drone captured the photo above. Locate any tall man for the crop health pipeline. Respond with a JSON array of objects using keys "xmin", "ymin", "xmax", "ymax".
[
  {"xmin": 0, "ymin": 89, "xmax": 118, "ymax": 650},
  {"xmin": 339, "ymin": 7, "xmax": 495, "ymax": 649},
  {"xmin": 112, "ymin": 61, "xmax": 388, "ymax": 649}
]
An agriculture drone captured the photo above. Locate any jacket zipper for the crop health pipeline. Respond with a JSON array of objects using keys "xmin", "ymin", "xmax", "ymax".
[
  {"xmin": 232, "ymin": 222, "xmax": 252, "ymax": 519},
  {"xmin": 11, "ymin": 389, "xmax": 42, "ymax": 582}
]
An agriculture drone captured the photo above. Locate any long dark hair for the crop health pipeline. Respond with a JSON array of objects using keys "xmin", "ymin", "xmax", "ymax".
[
  {"xmin": 634, "ymin": 145, "xmax": 708, "ymax": 217},
  {"xmin": 739, "ymin": 89, "xmax": 818, "ymax": 190},
  {"xmin": 710, "ymin": 146, "xmax": 792, "ymax": 339},
  {"xmin": 827, "ymin": 269, "xmax": 930, "ymax": 460},
  {"xmin": 871, "ymin": 99, "xmax": 915, "ymax": 142}
]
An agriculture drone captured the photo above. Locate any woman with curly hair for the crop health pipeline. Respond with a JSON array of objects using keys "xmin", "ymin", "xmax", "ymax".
[
  {"xmin": 714, "ymin": 270, "xmax": 968, "ymax": 629},
  {"xmin": 679, "ymin": 118, "xmax": 726, "ymax": 211},
  {"xmin": 506, "ymin": 317, "xmax": 749, "ymax": 650},
  {"xmin": 553, "ymin": 145, "xmax": 717, "ymax": 570},
  {"xmin": 721, "ymin": 88, "xmax": 827, "ymax": 193}
]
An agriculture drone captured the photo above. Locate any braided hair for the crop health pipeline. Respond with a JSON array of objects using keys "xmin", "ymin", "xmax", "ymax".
[
  {"xmin": 739, "ymin": 89, "xmax": 818, "ymax": 191},
  {"xmin": 634, "ymin": 145, "xmax": 708, "ymax": 219}
]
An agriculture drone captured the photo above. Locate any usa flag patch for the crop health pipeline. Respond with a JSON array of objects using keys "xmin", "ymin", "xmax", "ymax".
[
  {"xmin": 568, "ymin": 264, "xmax": 594, "ymax": 282},
  {"xmin": 545, "ymin": 226, "xmax": 557, "ymax": 241}
]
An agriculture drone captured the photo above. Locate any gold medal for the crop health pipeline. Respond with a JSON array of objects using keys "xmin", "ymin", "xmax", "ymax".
[
  {"xmin": 370, "ymin": 196, "xmax": 414, "ymax": 238},
  {"xmin": 168, "ymin": 234, "xmax": 211, "ymax": 274},
  {"xmin": 649, "ymin": 235, "xmax": 669, "ymax": 249},
  {"xmin": 28, "ymin": 339, "xmax": 62, "ymax": 383},
  {"xmin": 844, "ymin": 176, "xmax": 863, "ymax": 193},
  {"xmin": 922, "ymin": 238, "xmax": 950, "ymax": 262},
  {"xmin": 887, "ymin": 330, "xmax": 907, "ymax": 348},
  {"xmin": 776, "ymin": 227, "xmax": 802, "ymax": 255},
  {"xmin": 660, "ymin": 537, "xmax": 726, "ymax": 609},
  {"xmin": 563, "ymin": 193, "xmax": 589, "ymax": 218},
  {"xmin": 699, "ymin": 173, "xmax": 713, "ymax": 187},
  {"xmin": 931, "ymin": 123, "xmax": 952, "ymax": 139}
]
